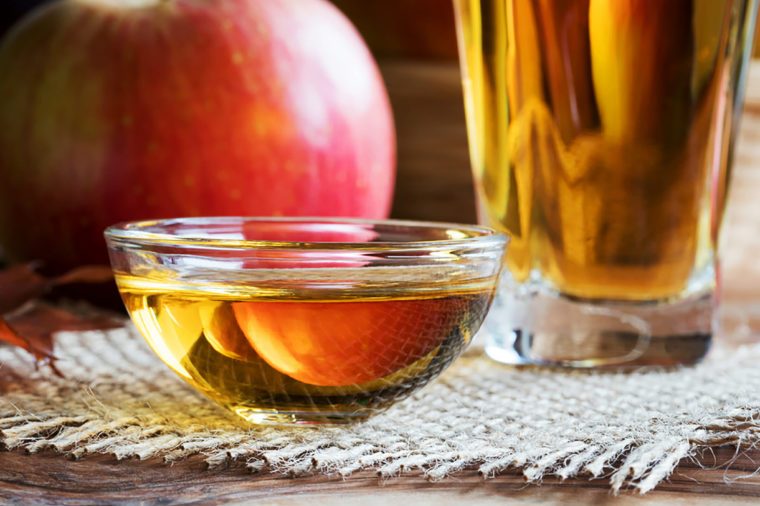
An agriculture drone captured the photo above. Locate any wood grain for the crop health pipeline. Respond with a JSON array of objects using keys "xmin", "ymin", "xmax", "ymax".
[
  {"xmin": 4, "ymin": 61, "xmax": 760, "ymax": 504},
  {"xmin": 384, "ymin": 62, "xmax": 477, "ymax": 224},
  {"xmin": 1, "ymin": 446, "xmax": 760, "ymax": 505}
]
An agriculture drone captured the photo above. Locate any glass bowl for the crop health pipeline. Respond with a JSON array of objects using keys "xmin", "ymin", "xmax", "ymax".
[{"xmin": 105, "ymin": 217, "xmax": 507, "ymax": 425}]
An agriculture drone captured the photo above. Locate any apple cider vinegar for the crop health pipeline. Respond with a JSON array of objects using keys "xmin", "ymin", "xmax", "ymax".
[
  {"xmin": 454, "ymin": 0, "xmax": 756, "ymax": 300},
  {"xmin": 117, "ymin": 268, "xmax": 493, "ymax": 424}
]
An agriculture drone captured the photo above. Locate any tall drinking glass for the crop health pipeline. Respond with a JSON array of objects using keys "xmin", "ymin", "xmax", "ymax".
[{"xmin": 453, "ymin": 0, "xmax": 759, "ymax": 366}]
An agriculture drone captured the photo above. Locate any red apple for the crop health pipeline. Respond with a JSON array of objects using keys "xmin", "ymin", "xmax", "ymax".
[{"xmin": 0, "ymin": 0, "xmax": 395, "ymax": 272}]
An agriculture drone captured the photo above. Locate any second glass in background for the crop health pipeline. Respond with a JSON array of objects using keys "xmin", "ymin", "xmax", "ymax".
[{"xmin": 454, "ymin": 0, "xmax": 759, "ymax": 366}]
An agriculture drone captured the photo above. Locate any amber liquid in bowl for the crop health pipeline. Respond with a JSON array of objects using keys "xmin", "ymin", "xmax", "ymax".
[{"xmin": 117, "ymin": 266, "xmax": 494, "ymax": 425}]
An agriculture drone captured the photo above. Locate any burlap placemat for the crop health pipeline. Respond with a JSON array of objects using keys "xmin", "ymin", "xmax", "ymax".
[{"xmin": 1, "ymin": 325, "xmax": 759, "ymax": 494}]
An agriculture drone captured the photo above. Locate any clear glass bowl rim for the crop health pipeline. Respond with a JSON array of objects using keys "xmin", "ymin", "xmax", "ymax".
[{"xmin": 104, "ymin": 216, "xmax": 509, "ymax": 253}]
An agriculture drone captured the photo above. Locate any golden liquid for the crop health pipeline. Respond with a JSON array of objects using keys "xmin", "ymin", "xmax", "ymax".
[
  {"xmin": 117, "ymin": 270, "xmax": 493, "ymax": 423},
  {"xmin": 455, "ymin": 0, "xmax": 757, "ymax": 300}
]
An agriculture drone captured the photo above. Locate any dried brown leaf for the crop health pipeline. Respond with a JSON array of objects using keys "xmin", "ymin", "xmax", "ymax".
[
  {"xmin": 0, "ymin": 263, "xmax": 118, "ymax": 373},
  {"xmin": 0, "ymin": 263, "xmax": 49, "ymax": 314},
  {"xmin": 0, "ymin": 263, "xmax": 114, "ymax": 315},
  {"xmin": 0, "ymin": 314, "xmax": 62, "ymax": 376},
  {"xmin": 52, "ymin": 265, "xmax": 114, "ymax": 287},
  {"xmin": 0, "ymin": 317, "xmax": 39, "ymax": 354},
  {"xmin": 7, "ymin": 303, "xmax": 122, "ymax": 340}
]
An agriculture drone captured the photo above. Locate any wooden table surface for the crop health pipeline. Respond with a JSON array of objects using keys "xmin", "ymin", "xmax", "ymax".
[{"xmin": 4, "ymin": 61, "xmax": 760, "ymax": 505}]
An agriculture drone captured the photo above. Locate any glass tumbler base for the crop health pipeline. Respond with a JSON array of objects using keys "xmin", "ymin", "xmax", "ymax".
[{"xmin": 482, "ymin": 281, "xmax": 713, "ymax": 368}]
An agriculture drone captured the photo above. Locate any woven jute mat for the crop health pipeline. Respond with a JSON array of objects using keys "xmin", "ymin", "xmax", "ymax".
[{"xmin": 2, "ymin": 325, "xmax": 760, "ymax": 494}]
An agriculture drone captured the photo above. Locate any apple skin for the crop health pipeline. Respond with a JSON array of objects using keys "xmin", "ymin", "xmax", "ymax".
[{"xmin": 0, "ymin": 0, "xmax": 395, "ymax": 272}]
